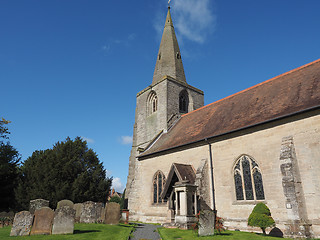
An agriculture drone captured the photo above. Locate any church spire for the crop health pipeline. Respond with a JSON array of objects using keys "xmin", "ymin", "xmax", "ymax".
[{"xmin": 152, "ymin": 7, "xmax": 186, "ymax": 85}]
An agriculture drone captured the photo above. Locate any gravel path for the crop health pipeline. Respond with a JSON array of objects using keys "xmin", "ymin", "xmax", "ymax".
[{"xmin": 130, "ymin": 223, "xmax": 161, "ymax": 240}]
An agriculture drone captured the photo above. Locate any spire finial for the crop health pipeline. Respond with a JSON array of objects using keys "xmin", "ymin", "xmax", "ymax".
[{"xmin": 168, "ymin": 0, "xmax": 171, "ymax": 8}]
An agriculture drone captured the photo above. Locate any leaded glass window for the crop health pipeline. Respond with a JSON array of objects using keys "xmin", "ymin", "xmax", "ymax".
[
  {"xmin": 153, "ymin": 171, "xmax": 166, "ymax": 204},
  {"xmin": 233, "ymin": 155, "xmax": 265, "ymax": 201}
]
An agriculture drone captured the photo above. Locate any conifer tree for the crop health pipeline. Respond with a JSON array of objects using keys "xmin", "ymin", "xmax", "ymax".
[
  {"xmin": 15, "ymin": 137, "xmax": 112, "ymax": 210},
  {"xmin": 0, "ymin": 118, "xmax": 21, "ymax": 211}
]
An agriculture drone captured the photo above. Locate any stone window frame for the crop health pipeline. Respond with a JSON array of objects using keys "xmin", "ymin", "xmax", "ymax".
[
  {"xmin": 232, "ymin": 154, "xmax": 265, "ymax": 203},
  {"xmin": 179, "ymin": 89, "xmax": 189, "ymax": 113},
  {"xmin": 147, "ymin": 91, "xmax": 158, "ymax": 116},
  {"xmin": 152, "ymin": 170, "xmax": 166, "ymax": 205}
]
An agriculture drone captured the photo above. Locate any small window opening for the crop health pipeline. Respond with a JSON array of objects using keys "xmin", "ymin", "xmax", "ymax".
[{"xmin": 179, "ymin": 90, "xmax": 188, "ymax": 113}]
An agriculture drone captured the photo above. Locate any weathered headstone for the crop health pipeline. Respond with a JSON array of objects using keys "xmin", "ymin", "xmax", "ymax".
[
  {"xmin": 80, "ymin": 201, "xmax": 104, "ymax": 223},
  {"xmin": 30, "ymin": 207, "xmax": 54, "ymax": 235},
  {"xmin": 198, "ymin": 210, "xmax": 215, "ymax": 236},
  {"xmin": 10, "ymin": 211, "xmax": 34, "ymax": 236},
  {"xmin": 104, "ymin": 202, "xmax": 120, "ymax": 225},
  {"xmin": 57, "ymin": 199, "xmax": 74, "ymax": 209},
  {"xmin": 52, "ymin": 206, "xmax": 76, "ymax": 235},
  {"xmin": 96, "ymin": 202, "xmax": 104, "ymax": 223},
  {"xmin": 73, "ymin": 203, "xmax": 83, "ymax": 223},
  {"xmin": 29, "ymin": 199, "xmax": 49, "ymax": 214}
]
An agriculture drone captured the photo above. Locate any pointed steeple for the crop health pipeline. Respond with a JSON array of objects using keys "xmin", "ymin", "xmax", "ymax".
[{"xmin": 152, "ymin": 7, "xmax": 186, "ymax": 85}]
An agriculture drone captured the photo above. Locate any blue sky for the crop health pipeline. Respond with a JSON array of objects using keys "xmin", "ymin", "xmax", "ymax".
[{"xmin": 1, "ymin": 0, "xmax": 320, "ymax": 193}]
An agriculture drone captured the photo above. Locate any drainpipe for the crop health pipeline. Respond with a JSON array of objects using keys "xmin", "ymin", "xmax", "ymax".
[{"xmin": 205, "ymin": 139, "xmax": 217, "ymax": 224}]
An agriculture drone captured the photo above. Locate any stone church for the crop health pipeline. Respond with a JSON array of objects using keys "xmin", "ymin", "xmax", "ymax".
[{"xmin": 126, "ymin": 7, "xmax": 320, "ymax": 238}]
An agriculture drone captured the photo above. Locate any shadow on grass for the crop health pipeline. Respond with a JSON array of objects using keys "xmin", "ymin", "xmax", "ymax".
[
  {"xmin": 74, "ymin": 230, "xmax": 101, "ymax": 234},
  {"xmin": 215, "ymin": 232, "xmax": 232, "ymax": 236}
]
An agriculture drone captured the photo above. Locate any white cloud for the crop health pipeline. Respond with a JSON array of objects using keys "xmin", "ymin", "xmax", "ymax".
[
  {"xmin": 112, "ymin": 177, "xmax": 125, "ymax": 193},
  {"xmin": 81, "ymin": 136, "xmax": 94, "ymax": 143},
  {"xmin": 120, "ymin": 136, "xmax": 133, "ymax": 145},
  {"xmin": 172, "ymin": 0, "xmax": 216, "ymax": 43},
  {"xmin": 106, "ymin": 169, "xmax": 112, "ymax": 178},
  {"xmin": 102, "ymin": 33, "xmax": 137, "ymax": 53}
]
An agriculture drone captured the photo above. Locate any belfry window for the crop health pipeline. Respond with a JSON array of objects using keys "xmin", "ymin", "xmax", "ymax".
[
  {"xmin": 147, "ymin": 91, "xmax": 158, "ymax": 115},
  {"xmin": 153, "ymin": 171, "xmax": 166, "ymax": 204},
  {"xmin": 179, "ymin": 90, "xmax": 189, "ymax": 113},
  {"xmin": 233, "ymin": 155, "xmax": 265, "ymax": 201}
]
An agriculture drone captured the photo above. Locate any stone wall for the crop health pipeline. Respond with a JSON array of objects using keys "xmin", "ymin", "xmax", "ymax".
[
  {"xmin": 126, "ymin": 76, "xmax": 204, "ymax": 206},
  {"xmin": 128, "ymin": 110, "xmax": 320, "ymax": 238}
]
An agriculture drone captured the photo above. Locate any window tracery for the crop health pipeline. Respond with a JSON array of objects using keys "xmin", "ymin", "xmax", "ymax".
[
  {"xmin": 153, "ymin": 171, "xmax": 166, "ymax": 204},
  {"xmin": 233, "ymin": 155, "xmax": 265, "ymax": 201}
]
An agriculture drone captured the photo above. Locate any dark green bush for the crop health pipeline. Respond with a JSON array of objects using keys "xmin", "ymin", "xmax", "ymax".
[{"xmin": 248, "ymin": 203, "xmax": 275, "ymax": 235}]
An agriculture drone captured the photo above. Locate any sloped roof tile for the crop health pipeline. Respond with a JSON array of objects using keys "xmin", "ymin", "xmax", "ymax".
[{"xmin": 140, "ymin": 59, "xmax": 320, "ymax": 157}]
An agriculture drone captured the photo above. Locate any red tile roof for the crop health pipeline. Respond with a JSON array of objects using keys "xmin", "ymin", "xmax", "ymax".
[{"xmin": 140, "ymin": 59, "xmax": 320, "ymax": 158}]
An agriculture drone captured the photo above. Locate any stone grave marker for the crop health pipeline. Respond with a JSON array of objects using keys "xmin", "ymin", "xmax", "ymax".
[
  {"xmin": 10, "ymin": 211, "xmax": 34, "ymax": 236},
  {"xmin": 198, "ymin": 210, "xmax": 215, "ymax": 236},
  {"xmin": 80, "ymin": 201, "xmax": 104, "ymax": 223},
  {"xmin": 96, "ymin": 202, "xmax": 104, "ymax": 223},
  {"xmin": 104, "ymin": 202, "xmax": 120, "ymax": 225},
  {"xmin": 73, "ymin": 203, "xmax": 83, "ymax": 223},
  {"xmin": 30, "ymin": 207, "xmax": 54, "ymax": 235},
  {"xmin": 29, "ymin": 199, "xmax": 49, "ymax": 214},
  {"xmin": 57, "ymin": 199, "xmax": 74, "ymax": 209},
  {"xmin": 52, "ymin": 206, "xmax": 76, "ymax": 235}
]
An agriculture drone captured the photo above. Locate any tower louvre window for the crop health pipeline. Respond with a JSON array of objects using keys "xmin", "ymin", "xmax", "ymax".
[
  {"xmin": 179, "ymin": 90, "xmax": 189, "ymax": 113},
  {"xmin": 147, "ymin": 91, "xmax": 158, "ymax": 115},
  {"xmin": 233, "ymin": 155, "xmax": 265, "ymax": 201}
]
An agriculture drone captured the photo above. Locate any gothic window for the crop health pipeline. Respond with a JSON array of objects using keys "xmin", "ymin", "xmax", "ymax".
[
  {"xmin": 179, "ymin": 90, "xmax": 189, "ymax": 113},
  {"xmin": 153, "ymin": 171, "xmax": 166, "ymax": 204},
  {"xmin": 147, "ymin": 91, "xmax": 158, "ymax": 115},
  {"xmin": 233, "ymin": 155, "xmax": 265, "ymax": 201}
]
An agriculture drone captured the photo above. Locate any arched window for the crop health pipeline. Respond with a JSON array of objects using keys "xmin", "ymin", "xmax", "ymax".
[
  {"xmin": 233, "ymin": 155, "xmax": 265, "ymax": 201},
  {"xmin": 179, "ymin": 90, "xmax": 188, "ymax": 113},
  {"xmin": 147, "ymin": 91, "xmax": 158, "ymax": 115},
  {"xmin": 153, "ymin": 171, "xmax": 166, "ymax": 204}
]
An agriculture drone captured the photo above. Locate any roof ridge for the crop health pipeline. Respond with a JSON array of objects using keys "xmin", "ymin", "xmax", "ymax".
[{"xmin": 182, "ymin": 58, "xmax": 320, "ymax": 118}]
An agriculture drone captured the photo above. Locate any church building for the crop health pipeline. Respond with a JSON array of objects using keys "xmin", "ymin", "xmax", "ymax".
[{"xmin": 126, "ymin": 7, "xmax": 320, "ymax": 239}]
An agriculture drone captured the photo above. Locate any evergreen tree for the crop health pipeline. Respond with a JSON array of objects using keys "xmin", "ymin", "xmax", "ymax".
[
  {"xmin": 15, "ymin": 137, "xmax": 112, "ymax": 210},
  {"xmin": 248, "ymin": 203, "xmax": 275, "ymax": 235},
  {"xmin": 0, "ymin": 118, "xmax": 21, "ymax": 211}
]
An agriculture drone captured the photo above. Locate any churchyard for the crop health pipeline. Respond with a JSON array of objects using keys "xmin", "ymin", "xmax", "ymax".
[{"xmin": 1, "ymin": 198, "xmax": 320, "ymax": 239}]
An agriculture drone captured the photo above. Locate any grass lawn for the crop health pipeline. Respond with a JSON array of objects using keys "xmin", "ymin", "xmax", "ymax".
[
  {"xmin": 158, "ymin": 228, "xmax": 296, "ymax": 240},
  {"xmin": 0, "ymin": 223, "xmax": 134, "ymax": 240}
]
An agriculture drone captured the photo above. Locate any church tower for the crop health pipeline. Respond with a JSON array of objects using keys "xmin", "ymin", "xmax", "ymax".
[{"xmin": 126, "ymin": 7, "xmax": 204, "ymax": 209}]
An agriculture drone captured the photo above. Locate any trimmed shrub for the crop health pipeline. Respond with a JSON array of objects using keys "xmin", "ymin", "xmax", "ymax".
[{"xmin": 248, "ymin": 203, "xmax": 275, "ymax": 235}]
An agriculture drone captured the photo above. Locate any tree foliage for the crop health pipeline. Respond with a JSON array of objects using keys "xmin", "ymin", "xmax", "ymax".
[
  {"xmin": 0, "ymin": 142, "xmax": 20, "ymax": 211},
  {"xmin": 0, "ymin": 118, "xmax": 20, "ymax": 211},
  {"xmin": 248, "ymin": 203, "xmax": 275, "ymax": 235},
  {"xmin": 0, "ymin": 118, "xmax": 10, "ymax": 139},
  {"xmin": 15, "ymin": 137, "xmax": 112, "ymax": 210}
]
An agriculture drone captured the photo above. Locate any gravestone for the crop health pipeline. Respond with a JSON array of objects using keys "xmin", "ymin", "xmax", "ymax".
[
  {"xmin": 57, "ymin": 199, "xmax": 74, "ymax": 209},
  {"xmin": 52, "ymin": 206, "xmax": 76, "ymax": 235},
  {"xmin": 10, "ymin": 211, "xmax": 34, "ymax": 236},
  {"xmin": 73, "ymin": 203, "xmax": 83, "ymax": 223},
  {"xmin": 198, "ymin": 210, "xmax": 215, "ymax": 236},
  {"xmin": 80, "ymin": 201, "xmax": 104, "ymax": 223},
  {"xmin": 104, "ymin": 202, "xmax": 120, "ymax": 225},
  {"xmin": 96, "ymin": 202, "xmax": 104, "ymax": 223},
  {"xmin": 30, "ymin": 207, "xmax": 54, "ymax": 235},
  {"xmin": 29, "ymin": 199, "xmax": 49, "ymax": 214}
]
